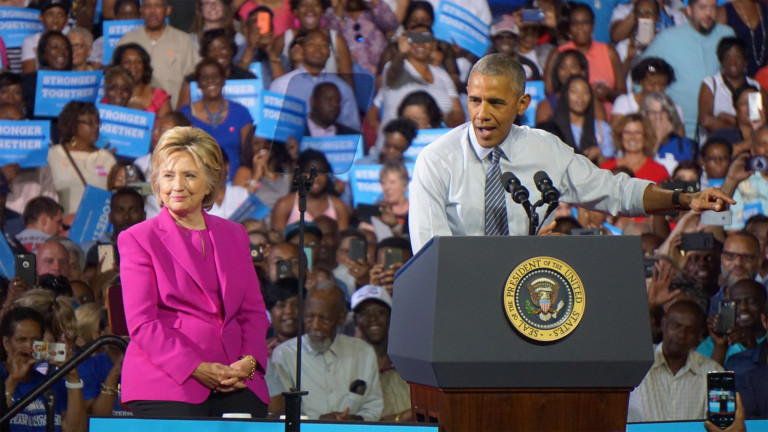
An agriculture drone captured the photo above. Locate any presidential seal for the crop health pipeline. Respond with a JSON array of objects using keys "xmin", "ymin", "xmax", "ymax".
[{"xmin": 503, "ymin": 257, "xmax": 585, "ymax": 342}]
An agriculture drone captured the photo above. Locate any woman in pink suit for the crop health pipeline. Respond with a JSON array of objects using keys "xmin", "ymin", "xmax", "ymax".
[{"xmin": 117, "ymin": 127, "xmax": 269, "ymax": 417}]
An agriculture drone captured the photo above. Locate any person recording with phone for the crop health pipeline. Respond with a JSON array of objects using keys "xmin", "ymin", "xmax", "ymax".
[
  {"xmin": 700, "ymin": 279, "xmax": 767, "ymax": 367},
  {"xmin": 368, "ymin": 237, "xmax": 412, "ymax": 296},
  {"xmin": 409, "ymin": 55, "xmax": 734, "ymax": 253},
  {"xmin": 724, "ymin": 126, "xmax": 768, "ymax": 231},
  {"xmin": 117, "ymin": 127, "xmax": 270, "ymax": 418}
]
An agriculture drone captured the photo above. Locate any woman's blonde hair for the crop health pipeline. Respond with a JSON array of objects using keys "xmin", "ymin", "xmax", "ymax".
[
  {"xmin": 612, "ymin": 113, "xmax": 658, "ymax": 157},
  {"xmin": 75, "ymin": 303, "xmax": 104, "ymax": 349},
  {"xmin": 150, "ymin": 126, "xmax": 224, "ymax": 211},
  {"xmin": 14, "ymin": 288, "xmax": 78, "ymax": 344}
]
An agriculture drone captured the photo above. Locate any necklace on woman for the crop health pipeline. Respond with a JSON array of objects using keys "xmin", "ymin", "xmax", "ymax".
[
  {"xmin": 734, "ymin": 0, "xmax": 767, "ymax": 67},
  {"xmin": 203, "ymin": 100, "xmax": 226, "ymax": 128}
]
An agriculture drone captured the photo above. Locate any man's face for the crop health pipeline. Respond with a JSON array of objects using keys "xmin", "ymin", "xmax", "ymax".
[
  {"xmin": 753, "ymin": 128, "xmax": 768, "ymax": 157},
  {"xmin": 41, "ymin": 6, "xmax": 67, "ymax": 32},
  {"xmin": 303, "ymin": 291, "xmax": 343, "ymax": 352},
  {"xmin": 661, "ymin": 307, "xmax": 703, "ymax": 359},
  {"xmin": 354, "ymin": 301, "xmax": 390, "ymax": 345},
  {"xmin": 36, "ymin": 242, "xmax": 70, "ymax": 279},
  {"xmin": 683, "ymin": 249, "xmax": 720, "ymax": 290},
  {"xmin": 701, "ymin": 144, "xmax": 730, "ymax": 179},
  {"xmin": 39, "ymin": 210, "xmax": 63, "ymax": 236},
  {"xmin": 721, "ymin": 235, "xmax": 760, "ymax": 287},
  {"xmin": 467, "ymin": 72, "xmax": 530, "ymax": 148},
  {"xmin": 142, "ymin": 0, "xmax": 170, "ymax": 31},
  {"xmin": 116, "ymin": 1, "xmax": 140, "ymax": 20},
  {"xmin": 301, "ymin": 32, "xmax": 330, "ymax": 69},
  {"xmin": 267, "ymin": 243, "xmax": 300, "ymax": 281},
  {"xmin": 728, "ymin": 283, "xmax": 765, "ymax": 331},
  {"xmin": 687, "ymin": 0, "xmax": 716, "ymax": 35},
  {"xmin": 109, "ymin": 194, "xmax": 146, "ymax": 236},
  {"xmin": 310, "ymin": 85, "xmax": 341, "ymax": 126}
]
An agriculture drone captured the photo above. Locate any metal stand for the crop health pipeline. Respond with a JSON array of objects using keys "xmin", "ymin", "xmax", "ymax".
[{"xmin": 282, "ymin": 166, "xmax": 315, "ymax": 432}]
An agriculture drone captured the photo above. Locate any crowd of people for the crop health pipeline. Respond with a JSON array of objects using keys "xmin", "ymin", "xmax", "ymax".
[{"xmin": 0, "ymin": 0, "xmax": 765, "ymax": 428}]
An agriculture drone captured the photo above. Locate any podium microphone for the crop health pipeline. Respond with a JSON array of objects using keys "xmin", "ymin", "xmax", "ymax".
[
  {"xmin": 500, "ymin": 171, "xmax": 529, "ymax": 204},
  {"xmin": 534, "ymin": 171, "xmax": 560, "ymax": 204}
]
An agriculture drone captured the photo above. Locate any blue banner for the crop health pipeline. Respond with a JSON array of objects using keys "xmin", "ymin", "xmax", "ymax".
[
  {"xmin": 0, "ymin": 234, "xmax": 14, "ymax": 279},
  {"xmin": 34, "ymin": 70, "xmax": 102, "ymax": 118},
  {"xmin": 90, "ymin": 417, "xmax": 439, "ymax": 432},
  {"xmin": 432, "ymin": 1, "xmax": 491, "ymax": 58},
  {"xmin": 96, "ymin": 103, "xmax": 154, "ymax": 159},
  {"xmin": 255, "ymin": 91, "xmax": 306, "ymax": 143},
  {"xmin": 0, "ymin": 120, "xmax": 50, "ymax": 168},
  {"xmin": 520, "ymin": 80, "xmax": 545, "ymax": 127},
  {"xmin": 300, "ymin": 135, "xmax": 362, "ymax": 174},
  {"xmin": 0, "ymin": 7, "xmax": 43, "ymax": 48},
  {"xmin": 102, "ymin": 19, "xmax": 143, "ymax": 64},
  {"xmin": 190, "ymin": 78, "xmax": 263, "ymax": 125},
  {"xmin": 228, "ymin": 194, "xmax": 270, "ymax": 222},
  {"xmin": 405, "ymin": 128, "xmax": 451, "ymax": 160},
  {"xmin": 68, "ymin": 186, "xmax": 113, "ymax": 247}
]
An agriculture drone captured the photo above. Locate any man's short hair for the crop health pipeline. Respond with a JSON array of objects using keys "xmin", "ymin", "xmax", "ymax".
[
  {"xmin": 728, "ymin": 230, "xmax": 760, "ymax": 252},
  {"xmin": 311, "ymin": 82, "xmax": 340, "ymax": 100},
  {"xmin": 469, "ymin": 54, "xmax": 526, "ymax": 96},
  {"xmin": 312, "ymin": 279, "xmax": 347, "ymax": 313},
  {"xmin": 729, "ymin": 279, "xmax": 768, "ymax": 306},
  {"xmin": 23, "ymin": 197, "xmax": 63, "ymax": 226},
  {"xmin": 110, "ymin": 187, "xmax": 144, "ymax": 209},
  {"xmin": 375, "ymin": 236, "xmax": 412, "ymax": 257},
  {"xmin": 665, "ymin": 299, "xmax": 706, "ymax": 328},
  {"xmin": 745, "ymin": 214, "xmax": 768, "ymax": 231}
]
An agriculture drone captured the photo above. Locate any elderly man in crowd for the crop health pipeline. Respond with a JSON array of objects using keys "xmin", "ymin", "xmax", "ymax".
[{"xmin": 267, "ymin": 281, "xmax": 383, "ymax": 420}]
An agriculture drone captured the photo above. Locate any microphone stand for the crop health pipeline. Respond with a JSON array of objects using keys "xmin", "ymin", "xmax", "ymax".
[
  {"xmin": 526, "ymin": 202, "xmax": 538, "ymax": 236},
  {"xmin": 283, "ymin": 166, "xmax": 314, "ymax": 432}
]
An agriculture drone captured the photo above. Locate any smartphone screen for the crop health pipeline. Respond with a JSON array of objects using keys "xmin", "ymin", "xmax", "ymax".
[
  {"xmin": 636, "ymin": 17, "xmax": 654, "ymax": 46},
  {"xmin": 14, "ymin": 253, "xmax": 36, "ymax": 287},
  {"xmin": 256, "ymin": 11, "xmax": 271, "ymax": 35},
  {"xmin": 384, "ymin": 248, "xmax": 403, "ymax": 269},
  {"xmin": 276, "ymin": 259, "xmax": 294, "ymax": 278},
  {"xmin": 98, "ymin": 244, "xmax": 116, "ymax": 273},
  {"xmin": 707, "ymin": 371, "xmax": 736, "ymax": 429}
]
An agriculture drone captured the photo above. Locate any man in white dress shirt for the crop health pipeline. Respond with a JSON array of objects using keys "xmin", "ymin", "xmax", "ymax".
[{"xmin": 408, "ymin": 54, "xmax": 734, "ymax": 252}]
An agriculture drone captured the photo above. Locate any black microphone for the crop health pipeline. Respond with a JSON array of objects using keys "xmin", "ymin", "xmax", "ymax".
[
  {"xmin": 500, "ymin": 171, "xmax": 529, "ymax": 204},
  {"xmin": 534, "ymin": 171, "xmax": 560, "ymax": 204}
]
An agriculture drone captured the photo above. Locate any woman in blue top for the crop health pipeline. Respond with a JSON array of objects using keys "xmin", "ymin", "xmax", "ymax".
[
  {"xmin": 1, "ymin": 307, "xmax": 86, "ymax": 431},
  {"xmin": 179, "ymin": 58, "xmax": 254, "ymax": 182}
]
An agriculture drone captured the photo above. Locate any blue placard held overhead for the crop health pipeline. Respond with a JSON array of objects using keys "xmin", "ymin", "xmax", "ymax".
[
  {"xmin": 255, "ymin": 91, "xmax": 306, "ymax": 143},
  {"xmin": 0, "ymin": 7, "xmax": 43, "ymax": 48},
  {"xmin": 190, "ymin": 78, "xmax": 263, "ymax": 125},
  {"xmin": 0, "ymin": 120, "xmax": 50, "ymax": 168},
  {"xmin": 34, "ymin": 70, "xmax": 102, "ymax": 118},
  {"xmin": 0, "ymin": 234, "xmax": 14, "ymax": 280},
  {"xmin": 228, "ymin": 194, "xmax": 271, "ymax": 222},
  {"xmin": 405, "ymin": 128, "xmax": 451, "ymax": 160},
  {"xmin": 432, "ymin": 1, "xmax": 491, "ymax": 58},
  {"xmin": 349, "ymin": 164, "xmax": 384, "ymax": 206},
  {"xmin": 68, "ymin": 186, "xmax": 113, "ymax": 247},
  {"xmin": 101, "ymin": 19, "xmax": 143, "ymax": 65},
  {"xmin": 300, "ymin": 135, "xmax": 362, "ymax": 174},
  {"xmin": 96, "ymin": 104, "xmax": 154, "ymax": 159},
  {"xmin": 520, "ymin": 80, "xmax": 545, "ymax": 127}
]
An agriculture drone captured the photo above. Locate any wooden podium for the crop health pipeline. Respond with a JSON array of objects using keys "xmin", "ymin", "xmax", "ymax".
[{"xmin": 389, "ymin": 236, "xmax": 654, "ymax": 432}]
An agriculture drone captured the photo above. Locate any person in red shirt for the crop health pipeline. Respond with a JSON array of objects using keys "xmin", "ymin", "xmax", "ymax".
[{"xmin": 601, "ymin": 113, "xmax": 670, "ymax": 184}]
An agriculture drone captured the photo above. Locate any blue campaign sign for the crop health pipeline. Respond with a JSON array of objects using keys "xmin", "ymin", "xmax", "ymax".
[
  {"xmin": 90, "ymin": 417, "xmax": 439, "ymax": 432},
  {"xmin": 433, "ymin": 1, "xmax": 490, "ymax": 58},
  {"xmin": 300, "ymin": 135, "xmax": 362, "ymax": 174},
  {"xmin": 0, "ymin": 234, "xmax": 14, "ymax": 280},
  {"xmin": 190, "ymin": 78, "xmax": 263, "ymax": 124},
  {"xmin": 228, "ymin": 194, "xmax": 271, "ymax": 222},
  {"xmin": 349, "ymin": 164, "xmax": 384, "ymax": 206},
  {"xmin": 255, "ymin": 91, "xmax": 306, "ymax": 143},
  {"xmin": 405, "ymin": 128, "xmax": 451, "ymax": 160},
  {"xmin": 0, "ymin": 7, "xmax": 43, "ymax": 48},
  {"xmin": 96, "ymin": 104, "xmax": 154, "ymax": 159},
  {"xmin": 68, "ymin": 186, "xmax": 113, "ymax": 247},
  {"xmin": 102, "ymin": 19, "xmax": 143, "ymax": 64},
  {"xmin": 520, "ymin": 80, "xmax": 545, "ymax": 127},
  {"xmin": 34, "ymin": 70, "xmax": 102, "ymax": 118},
  {"xmin": 0, "ymin": 120, "xmax": 50, "ymax": 168}
]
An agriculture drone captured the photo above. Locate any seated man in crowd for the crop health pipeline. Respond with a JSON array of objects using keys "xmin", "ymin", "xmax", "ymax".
[
  {"xmin": 628, "ymin": 300, "xmax": 723, "ymax": 422},
  {"xmin": 304, "ymin": 82, "xmax": 360, "ymax": 137},
  {"xmin": 707, "ymin": 231, "xmax": 760, "ymax": 316},
  {"xmin": 368, "ymin": 237, "xmax": 413, "ymax": 295},
  {"xmin": 703, "ymin": 279, "xmax": 768, "ymax": 366},
  {"xmin": 267, "ymin": 281, "xmax": 383, "ymax": 420},
  {"xmin": 16, "ymin": 196, "xmax": 64, "ymax": 253},
  {"xmin": 351, "ymin": 285, "xmax": 411, "ymax": 422}
]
